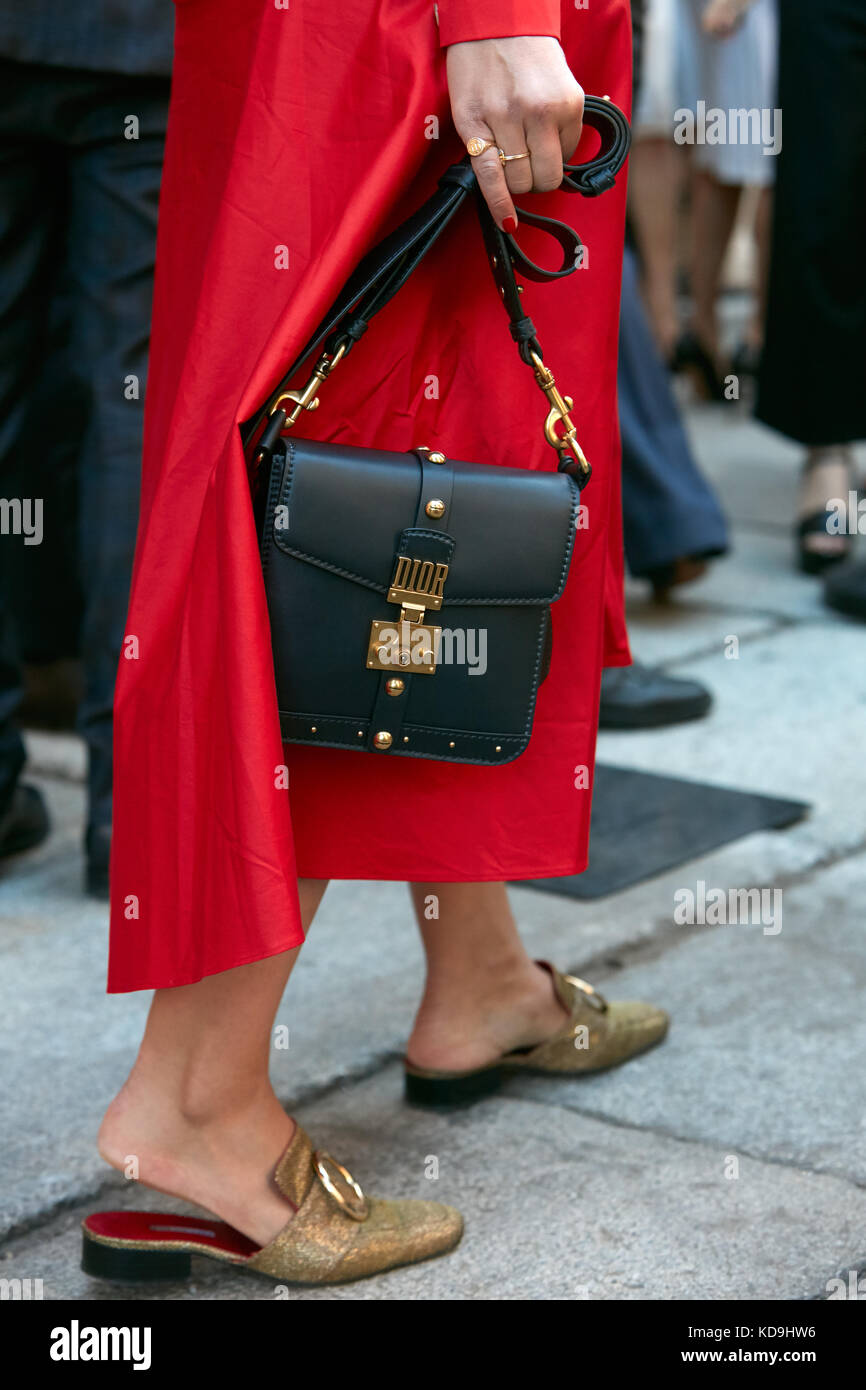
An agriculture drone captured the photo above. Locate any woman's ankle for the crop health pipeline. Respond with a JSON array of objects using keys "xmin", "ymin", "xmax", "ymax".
[
  {"xmin": 97, "ymin": 1083, "xmax": 298, "ymax": 1246},
  {"xmin": 97, "ymin": 1075, "xmax": 291, "ymax": 1176},
  {"xmin": 408, "ymin": 959, "xmax": 567, "ymax": 1070}
]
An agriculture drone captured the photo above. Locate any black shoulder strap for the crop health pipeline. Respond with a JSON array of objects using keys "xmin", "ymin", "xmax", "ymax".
[{"xmin": 244, "ymin": 95, "xmax": 630, "ymax": 486}]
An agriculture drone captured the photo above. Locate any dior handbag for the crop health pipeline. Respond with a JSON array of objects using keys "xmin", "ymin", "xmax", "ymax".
[{"xmin": 245, "ymin": 96, "xmax": 630, "ymax": 766}]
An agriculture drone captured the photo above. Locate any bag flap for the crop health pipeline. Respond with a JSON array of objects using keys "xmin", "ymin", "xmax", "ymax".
[{"xmin": 269, "ymin": 439, "xmax": 580, "ymax": 604}]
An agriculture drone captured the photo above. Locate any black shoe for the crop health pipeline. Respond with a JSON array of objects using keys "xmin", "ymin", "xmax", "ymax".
[
  {"xmin": 0, "ymin": 783, "xmax": 50, "ymax": 859},
  {"xmin": 644, "ymin": 555, "xmax": 711, "ymax": 600},
  {"xmin": 797, "ymin": 512, "xmax": 851, "ymax": 575},
  {"xmin": 669, "ymin": 331, "xmax": 726, "ymax": 402},
  {"xmin": 824, "ymin": 562, "xmax": 866, "ymax": 620},
  {"xmin": 728, "ymin": 340, "xmax": 763, "ymax": 381},
  {"xmin": 599, "ymin": 663, "xmax": 712, "ymax": 730},
  {"xmin": 85, "ymin": 824, "xmax": 111, "ymax": 900},
  {"xmin": 796, "ymin": 449, "xmax": 855, "ymax": 575}
]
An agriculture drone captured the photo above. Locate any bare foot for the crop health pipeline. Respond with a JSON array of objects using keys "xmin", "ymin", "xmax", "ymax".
[
  {"xmin": 97, "ymin": 1080, "xmax": 297, "ymax": 1247},
  {"xmin": 406, "ymin": 960, "xmax": 569, "ymax": 1072}
]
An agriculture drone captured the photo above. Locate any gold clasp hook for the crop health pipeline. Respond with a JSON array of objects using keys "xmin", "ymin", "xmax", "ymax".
[
  {"xmin": 530, "ymin": 349, "xmax": 590, "ymax": 482},
  {"xmin": 271, "ymin": 341, "xmax": 348, "ymax": 431}
]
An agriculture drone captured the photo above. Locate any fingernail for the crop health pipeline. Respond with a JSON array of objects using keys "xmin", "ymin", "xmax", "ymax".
[{"xmin": 503, "ymin": 215, "xmax": 518, "ymax": 234}]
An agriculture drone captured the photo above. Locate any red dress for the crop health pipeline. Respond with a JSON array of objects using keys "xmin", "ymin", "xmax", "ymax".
[{"xmin": 108, "ymin": 0, "xmax": 632, "ymax": 992}]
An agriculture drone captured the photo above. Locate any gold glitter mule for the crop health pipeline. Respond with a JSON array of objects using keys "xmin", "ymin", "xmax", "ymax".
[
  {"xmin": 405, "ymin": 961, "xmax": 669, "ymax": 1106},
  {"xmin": 82, "ymin": 1124, "xmax": 463, "ymax": 1286}
]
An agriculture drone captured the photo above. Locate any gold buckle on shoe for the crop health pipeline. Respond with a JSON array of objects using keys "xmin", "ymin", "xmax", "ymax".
[
  {"xmin": 564, "ymin": 974, "xmax": 608, "ymax": 1013},
  {"xmin": 313, "ymin": 1151, "xmax": 370, "ymax": 1222}
]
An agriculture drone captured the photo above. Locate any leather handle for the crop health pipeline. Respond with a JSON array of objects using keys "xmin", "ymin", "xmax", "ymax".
[
  {"xmin": 243, "ymin": 95, "xmax": 630, "ymax": 455},
  {"xmin": 561, "ymin": 95, "xmax": 631, "ymax": 197}
]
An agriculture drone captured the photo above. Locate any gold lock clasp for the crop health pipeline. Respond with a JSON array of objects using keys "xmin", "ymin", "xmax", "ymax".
[
  {"xmin": 366, "ymin": 551, "xmax": 448, "ymax": 676},
  {"xmin": 367, "ymin": 610, "xmax": 440, "ymax": 676}
]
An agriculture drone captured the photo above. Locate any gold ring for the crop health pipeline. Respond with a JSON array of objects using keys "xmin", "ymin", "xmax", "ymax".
[
  {"xmin": 499, "ymin": 150, "xmax": 531, "ymax": 165},
  {"xmin": 466, "ymin": 136, "xmax": 497, "ymax": 158}
]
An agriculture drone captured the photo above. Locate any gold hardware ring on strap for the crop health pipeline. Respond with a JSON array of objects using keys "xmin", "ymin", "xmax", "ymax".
[
  {"xmin": 563, "ymin": 974, "xmax": 609, "ymax": 1013},
  {"xmin": 312, "ymin": 1150, "xmax": 370, "ymax": 1222}
]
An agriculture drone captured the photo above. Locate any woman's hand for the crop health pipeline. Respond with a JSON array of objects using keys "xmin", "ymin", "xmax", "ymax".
[
  {"xmin": 701, "ymin": 0, "xmax": 751, "ymax": 40},
  {"xmin": 446, "ymin": 36, "xmax": 584, "ymax": 232}
]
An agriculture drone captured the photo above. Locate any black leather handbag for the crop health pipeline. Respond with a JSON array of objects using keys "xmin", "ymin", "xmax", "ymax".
[{"xmin": 246, "ymin": 97, "xmax": 630, "ymax": 766}]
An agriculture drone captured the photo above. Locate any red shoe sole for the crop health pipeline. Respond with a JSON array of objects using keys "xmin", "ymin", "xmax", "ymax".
[{"xmin": 81, "ymin": 1211, "xmax": 259, "ymax": 1282}]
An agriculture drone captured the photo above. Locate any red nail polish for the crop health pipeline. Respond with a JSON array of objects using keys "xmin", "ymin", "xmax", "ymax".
[{"xmin": 503, "ymin": 215, "xmax": 517, "ymax": 234}]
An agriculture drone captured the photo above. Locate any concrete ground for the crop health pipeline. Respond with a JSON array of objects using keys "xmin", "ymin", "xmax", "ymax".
[{"xmin": 1, "ymin": 402, "xmax": 865, "ymax": 1301}]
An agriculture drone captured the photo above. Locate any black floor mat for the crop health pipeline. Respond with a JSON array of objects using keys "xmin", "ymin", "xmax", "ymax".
[{"xmin": 524, "ymin": 764, "xmax": 809, "ymax": 900}]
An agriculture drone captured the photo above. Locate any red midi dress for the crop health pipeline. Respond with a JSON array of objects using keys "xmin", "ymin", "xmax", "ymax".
[{"xmin": 108, "ymin": 0, "xmax": 632, "ymax": 992}]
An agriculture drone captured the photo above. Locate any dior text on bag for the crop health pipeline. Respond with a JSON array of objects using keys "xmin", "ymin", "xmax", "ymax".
[{"xmin": 245, "ymin": 96, "xmax": 631, "ymax": 767}]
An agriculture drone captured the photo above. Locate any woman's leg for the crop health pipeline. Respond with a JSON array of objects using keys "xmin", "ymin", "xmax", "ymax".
[
  {"xmin": 627, "ymin": 136, "xmax": 684, "ymax": 358},
  {"xmin": 688, "ymin": 169, "xmax": 741, "ymax": 364},
  {"xmin": 405, "ymin": 881, "xmax": 569, "ymax": 1071},
  {"xmin": 749, "ymin": 185, "xmax": 773, "ymax": 351},
  {"xmin": 97, "ymin": 878, "xmax": 328, "ymax": 1247}
]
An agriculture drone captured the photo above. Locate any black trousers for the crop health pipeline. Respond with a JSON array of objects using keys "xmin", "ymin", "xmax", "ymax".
[
  {"xmin": 0, "ymin": 58, "xmax": 168, "ymax": 825},
  {"xmin": 756, "ymin": 0, "xmax": 866, "ymax": 445}
]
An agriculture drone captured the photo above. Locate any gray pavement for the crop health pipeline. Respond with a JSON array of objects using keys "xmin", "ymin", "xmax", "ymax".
[{"xmin": 1, "ymin": 406, "xmax": 865, "ymax": 1300}]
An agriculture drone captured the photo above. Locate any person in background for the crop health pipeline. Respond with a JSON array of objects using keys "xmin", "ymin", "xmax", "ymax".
[
  {"xmin": 756, "ymin": 0, "xmax": 866, "ymax": 580},
  {"xmin": 600, "ymin": 241, "xmax": 728, "ymax": 730},
  {"xmin": 672, "ymin": 0, "xmax": 777, "ymax": 397},
  {"xmin": 0, "ymin": 3, "xmax": 171, "ymax": 891},
  {"xmin": 626, "ymin": 0, "xmax": 681, "ymax": 361},
  {"xmin": 629, "ymin": 0, "xmax": 777, "ymax": 398},
  {"xmin": 599, "ymin": 0, "xmax": 728, "ymax": 732}
]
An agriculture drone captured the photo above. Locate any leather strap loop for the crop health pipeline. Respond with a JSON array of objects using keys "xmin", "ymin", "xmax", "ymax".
[
  {"xmin": 502, "ymin": 207, "xmax": 582, "ymax": 282},
  {"xmin": 254, "ymin": 408, "xmax": 287, "ymax": 464},
  {"xmin": 509, "ymin": 316, "xmax": 538, "ymax": 345},
  {"xmin": 561, "ymin": 97, "xmax": 631, "ymax": 197},
  {"xmin": 437, "ymin": 160, "xmax": 478, "ymax": 193},
  {"xmin": 343, "ymin": 317, "xmax": 369, "ymax": 343}
]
